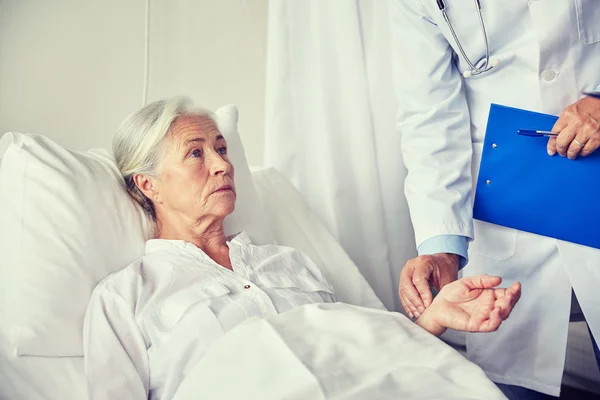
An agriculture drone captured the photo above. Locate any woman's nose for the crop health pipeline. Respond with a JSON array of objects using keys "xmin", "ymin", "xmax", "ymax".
[{"xmin": 208, "ymin": 152, "xmax": 231, "ymax": 175}]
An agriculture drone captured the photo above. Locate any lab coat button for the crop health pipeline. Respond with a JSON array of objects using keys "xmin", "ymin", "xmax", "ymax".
[
  {"xmin": 541, "ymin": 69, "xmax": 557, "ymax": 81},
  {"xmin": 244, "ymin": 284, "xmax": 251, "ymax": 289}
]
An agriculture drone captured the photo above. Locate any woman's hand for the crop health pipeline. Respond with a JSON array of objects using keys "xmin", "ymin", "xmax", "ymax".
[
  {"xmin": 415, "ymin": 275, "xmax": 521, "ymax": 336},
  {"xmin": 547, "ymin": 95, "xmax": 600, "ymax": 159}
]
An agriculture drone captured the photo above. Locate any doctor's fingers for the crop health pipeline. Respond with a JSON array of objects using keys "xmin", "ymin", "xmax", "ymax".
[
  {"xmin": 557, "ymin": 113, "xmax": 600, "ymax": 158},
  {"xmin": 399, "ymin": 285, "xmax": 421, "ymax": 319},
  {"xmin": 548, "ymin": 117, "xmax": 569, "ymax": 156},
  {"xmin": 399, "ymin": 280, "xmax": 425, "ymax": 318},
  {"xmin": 567, "ymin": 134, "xmax": 588, "ymax": 159},
  {"xmin": 566, "ymin": 119, "xmax": 600, "ymax": 158},
  {"xmin": 576, "ymin": 121, "xmax": 600, "ymax": 157},
  {"xmin": 399, "ymin": 266, "xmax": 417, "ymax": 318},
  {"xmin": 554, "ymin": 124, "xmax": 577, "ymax": 157},
  {"xmin": 580, "ymin": 137, "xmax": 600, "ymax": 157},
  {"xmin": 412, "ymin": 271, "xmax": 434, "ymax": 311},
  {"xmin": 547, "ymin": 136, "xmax": 558, "ymax": 156},
  {"xmin": 399, "ymin": 265, "xmax": 429, "ymax": 316},
  {"xmin": 399, "ymin": 292, "xmax": 416, "ymax": 319}
]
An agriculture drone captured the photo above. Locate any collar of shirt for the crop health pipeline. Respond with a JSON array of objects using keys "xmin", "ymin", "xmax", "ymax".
[{"xmin": 144, "ymin": 231, "xmax": 252, "ymax": 258}]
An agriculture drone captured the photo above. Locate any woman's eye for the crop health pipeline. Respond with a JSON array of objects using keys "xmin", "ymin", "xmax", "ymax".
[
  {"xmin": 190, "ymin": 149, "xmax": 201, "ymax": 158},
  {"xmin": 217, "ymin": 147, "xmax": 227, "ymax": 155}
]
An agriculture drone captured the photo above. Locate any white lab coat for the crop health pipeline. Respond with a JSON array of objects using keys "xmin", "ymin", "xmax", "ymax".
[{"xmin": 390, "ymin": 0, "xmax": 600, "ymax": 396}]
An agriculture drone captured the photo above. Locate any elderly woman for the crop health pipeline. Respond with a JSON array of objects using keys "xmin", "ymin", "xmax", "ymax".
[{"xmin": 83, "ymin": 97, "xmax": 521, "ymax": 400}]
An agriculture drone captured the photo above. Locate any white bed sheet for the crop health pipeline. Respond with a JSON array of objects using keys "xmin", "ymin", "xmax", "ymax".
[{"xmin": 173, "ymin": 303, "xmax": 505, "ymax": 400}]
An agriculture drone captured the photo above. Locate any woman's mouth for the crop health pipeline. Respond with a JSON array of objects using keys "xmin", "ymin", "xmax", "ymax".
[{"xmin": 212, "ymin": 185, "xmax": 234, "ymax": 194}]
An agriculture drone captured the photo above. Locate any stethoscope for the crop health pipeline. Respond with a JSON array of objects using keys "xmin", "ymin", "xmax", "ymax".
[{"xmin": 436, "ymin": 0, "xmax": 500, "ymax": 78}]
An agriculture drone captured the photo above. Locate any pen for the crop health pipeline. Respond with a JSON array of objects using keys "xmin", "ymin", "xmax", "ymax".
[{"xmin": 517, "ymin": 129, "xmax": 558, "ymax": 137}]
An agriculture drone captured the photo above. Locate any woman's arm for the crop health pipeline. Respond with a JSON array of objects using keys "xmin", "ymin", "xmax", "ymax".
[
  {"xmin": 414, "ymin": 275, "xmax": 521, "ymax": 337},
  {"xmin": 83, "ymin": 287, "xmax": 149, "ymax": 399}
]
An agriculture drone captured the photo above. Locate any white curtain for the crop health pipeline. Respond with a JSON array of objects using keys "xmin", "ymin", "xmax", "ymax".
[{"xmin": 264, "ymin": 0, "xmax": 415, "ymax": 312}]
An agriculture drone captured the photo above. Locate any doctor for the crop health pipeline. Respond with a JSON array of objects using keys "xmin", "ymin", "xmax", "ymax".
[{"xmin": 389, "ymin": 1, "xmax": 600, "ymax": 399}]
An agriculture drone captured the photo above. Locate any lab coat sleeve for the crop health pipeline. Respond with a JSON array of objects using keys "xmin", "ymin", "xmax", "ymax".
[
  {"xmin": 389, "ymin": 0, "xmax": 474, "ymax": 247},
  {"xmin": 83, "ymin": 287, "xmax": 149, "ymax": 400}
]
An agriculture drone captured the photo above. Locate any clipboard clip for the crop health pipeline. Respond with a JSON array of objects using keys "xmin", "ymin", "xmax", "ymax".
[{"xmin": 517, "ymin": 129, "xmax": 558, "ymax": 138}]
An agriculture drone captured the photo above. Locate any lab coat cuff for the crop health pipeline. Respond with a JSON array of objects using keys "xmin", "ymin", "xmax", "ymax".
[{"xmin": 418, "ymin": 235, "xmax": 469, "ymax": 270}]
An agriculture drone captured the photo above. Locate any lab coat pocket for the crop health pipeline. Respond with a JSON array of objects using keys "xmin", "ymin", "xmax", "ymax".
[
  {"xmin": 575, "ymin": 0, "xmax": 600, "ymax": 44},
  {"xmin": 468, "ymin": 220, "xmax": 517, "ymax": 261}
]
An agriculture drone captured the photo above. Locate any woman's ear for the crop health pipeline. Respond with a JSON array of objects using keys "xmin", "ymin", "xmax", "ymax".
[{"xmin": 133, "ymin": 174, "xmax": 161, "ymax": 203}]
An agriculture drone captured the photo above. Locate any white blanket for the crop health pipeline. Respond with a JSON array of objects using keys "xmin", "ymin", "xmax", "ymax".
[{"xmin": 173, "ymin": 303, "xmax": 506, "ymax": 400}]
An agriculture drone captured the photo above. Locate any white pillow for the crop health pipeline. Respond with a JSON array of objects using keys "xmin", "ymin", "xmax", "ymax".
[
  {"xmin": 215, "ymin": 105, "xmax": 275, "ymax": 245},
  {"xmin": 251, "ymin": 167, "xmax": 384, "ymax": 311},
  {"xmin": 0, "ymin": 104, "xmax": 274, "ymax": 357}
]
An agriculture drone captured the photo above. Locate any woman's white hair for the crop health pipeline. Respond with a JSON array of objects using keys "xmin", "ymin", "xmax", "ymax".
[{"xmin": 113, "ymin": 96, "xmax": 213, "ymax": 219}]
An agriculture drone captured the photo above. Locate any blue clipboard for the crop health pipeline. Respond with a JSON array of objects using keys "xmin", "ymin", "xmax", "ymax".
[{"xmin": 473, "ymin": 104, "xmax": 600, "ymax": 249}]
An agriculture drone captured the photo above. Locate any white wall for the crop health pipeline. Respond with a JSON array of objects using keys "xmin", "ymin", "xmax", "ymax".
[{"xmin": 0, "ymin": 0, "xmax": 268, "ymax": 166}]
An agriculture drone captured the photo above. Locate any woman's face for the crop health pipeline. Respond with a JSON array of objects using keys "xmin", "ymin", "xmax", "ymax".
[{"xmin": 147, "ymin": 115, "xmax": 236, "ymax": 223}]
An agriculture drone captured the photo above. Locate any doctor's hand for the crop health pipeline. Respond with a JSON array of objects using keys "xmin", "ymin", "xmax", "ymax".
[
  {"xmin": 415, "ymin": 275, "xmax": 521, "ymax": 337},
  {"xmin": 399, "ymin": 254, "xmax": 459, "ymax": 319},
  {"xmin": 547, "ymin": 95, "xmax": 600, "ymax": 159}
]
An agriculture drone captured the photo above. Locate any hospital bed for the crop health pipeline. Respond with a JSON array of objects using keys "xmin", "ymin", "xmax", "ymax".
[
  {"xmin": 0, "ymin": 164, "xmax": 379, "ymax": 399},
  {"xmin": 0, "ymin": 109, "xmax": 598, "ymax": 399},
  {"xmin": 0, "ymin": 121, "xmax": 377, "ymax": 398}
]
